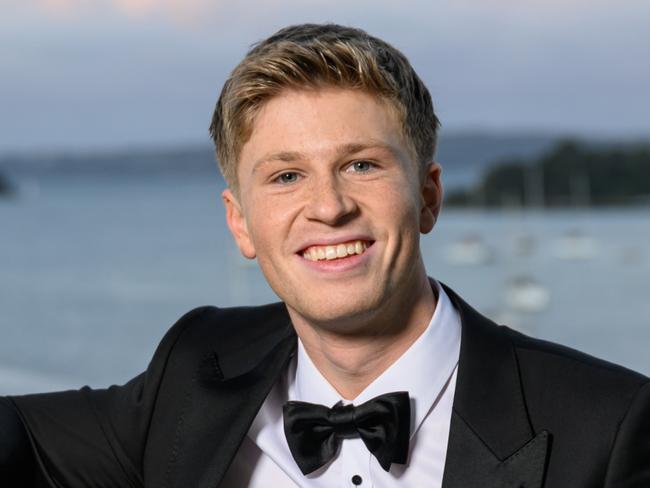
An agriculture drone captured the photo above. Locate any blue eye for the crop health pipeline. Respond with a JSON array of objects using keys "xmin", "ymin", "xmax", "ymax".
[
  {"xmin": 350, "ymin": 160, "xmax": 374, "ymax": 172},
  {"xmin": 275, "ymin": 172, "xmax": 300, "ymax": 184}
]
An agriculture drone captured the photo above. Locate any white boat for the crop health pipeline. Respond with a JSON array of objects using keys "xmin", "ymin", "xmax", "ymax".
[
  {"xmin": 552, "ymin": 230, "xmax": 597, "ymax": 260},
  {"xmin": 445, "ymin": 234, "xmax": 493, "ymax": 266},
  {"xmin": 505, "ymin": 275, "xmax": 550, "ymax": 313}
]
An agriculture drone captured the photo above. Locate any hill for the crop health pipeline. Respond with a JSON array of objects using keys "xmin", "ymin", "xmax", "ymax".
[
  {"xmin": 446, "ymin": 139, "xmax": 650, "ymax": 207},
  {"xmin": 0, "ymin": 171, "xmax": 13, "ymax": 196}
]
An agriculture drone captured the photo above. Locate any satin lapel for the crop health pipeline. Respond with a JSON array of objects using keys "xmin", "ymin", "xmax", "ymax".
[
  {"xmin": 149, "ymin": 303, "xmax": 297, "ymax": 488},
  {"xmin": 440, "ymin": 283, "xmax": 550, "ymax": 488},
  {"xmin": 444, "ymin": 413, "xmax": 549, "ymax": 488}
]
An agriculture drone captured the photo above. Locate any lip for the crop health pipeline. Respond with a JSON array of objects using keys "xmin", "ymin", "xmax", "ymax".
[{"xmin": 295, "ymin": 235, "xmax": 375, "ymax": 254}]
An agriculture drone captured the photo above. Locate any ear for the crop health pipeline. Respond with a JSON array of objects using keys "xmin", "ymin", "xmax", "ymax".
[
  {"xmin": 419, "ymin": 162, "xmax": 443, "ymax": 234},
  {"xmin": 222, "ymin": 189, "xmax": 256, "ymax": 259}
]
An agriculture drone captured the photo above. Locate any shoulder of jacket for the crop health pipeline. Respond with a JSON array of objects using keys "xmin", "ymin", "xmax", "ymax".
[
  {"xmin": 504, "ymin": 325, "xmax": 648, "ymax": 400},
  {"xmin": 159, "ymin": 302, "xmax": 290, "ymax": 353}
]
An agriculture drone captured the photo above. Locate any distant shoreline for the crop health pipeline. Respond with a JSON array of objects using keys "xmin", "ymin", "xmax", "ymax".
[
  {"xmin": 0, "ymin": 171, "xmax": 13, "ymax": 197},
  {"xmin": 446, "ymin": 139, "xmax": 650, "ymax": 208}
]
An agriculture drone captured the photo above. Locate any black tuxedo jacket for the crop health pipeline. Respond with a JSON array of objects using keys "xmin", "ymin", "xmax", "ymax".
[{"xmin": 2, "ymin": 284, "xmax": 649, "ymax": 487}]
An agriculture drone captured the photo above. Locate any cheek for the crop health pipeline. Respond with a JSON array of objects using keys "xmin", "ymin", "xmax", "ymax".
[
  {"xmin": 247, "ymin": 217, "xmax": 273, "ymax": 254},
  {"xmin": 375, "ymin": 183, "xmax": 420, "ymax": 222},
  {"xmin": 246, "ymin": 198, "xmax": 294, "ymax": 255},
  {"xmin": 372, "ymin": 186, "xmax": 423, "ymax": 252}
]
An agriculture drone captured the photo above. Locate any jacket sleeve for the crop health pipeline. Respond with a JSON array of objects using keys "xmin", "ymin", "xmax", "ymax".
[
  {"xmin": 3, "ymin": 307, "xmax": 207, "ymax": 488},
  {"xmin": 604, "ymin": 380, "xmax": 650, "ymax": 487},
  {"xmin": 0, "ymin": 396, "xmax": 36, "ymax": 486}
]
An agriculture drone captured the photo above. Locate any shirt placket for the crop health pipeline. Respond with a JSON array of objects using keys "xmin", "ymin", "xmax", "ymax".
[{"xmin": 339, "ymin": 437, "xmax": 373, "ymax": 488}]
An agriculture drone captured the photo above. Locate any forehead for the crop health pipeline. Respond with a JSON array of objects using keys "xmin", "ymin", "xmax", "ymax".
[{"xmin": 238, "ymin": 87, "xmax": 409, "ymax": 169}]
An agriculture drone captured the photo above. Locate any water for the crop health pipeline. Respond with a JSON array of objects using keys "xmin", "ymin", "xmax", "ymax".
[{"xmin": 1, "ymin": 173, "xmax": 649, "ymax": 394}]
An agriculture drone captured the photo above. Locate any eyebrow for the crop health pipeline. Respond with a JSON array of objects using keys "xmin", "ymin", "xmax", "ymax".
[{"xmin": 252, "ymin": 141, "xmax": 400, "ymax": 173}]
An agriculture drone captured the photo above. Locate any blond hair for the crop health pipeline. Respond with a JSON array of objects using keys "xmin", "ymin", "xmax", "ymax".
[{"xmin": 209, "ymin": 23, "xmax": 440, "ymax": 189}]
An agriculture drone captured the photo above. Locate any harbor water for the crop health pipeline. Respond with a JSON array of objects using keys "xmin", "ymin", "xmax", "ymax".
[{"xmin": 1, "ymin": 171, "xmax": 649, "ymax": 394}]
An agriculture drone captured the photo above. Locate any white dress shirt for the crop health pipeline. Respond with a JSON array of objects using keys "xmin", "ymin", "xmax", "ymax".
[{"xmin": 221, "ymin": 280, "xmax": 461, "ymax": 487}]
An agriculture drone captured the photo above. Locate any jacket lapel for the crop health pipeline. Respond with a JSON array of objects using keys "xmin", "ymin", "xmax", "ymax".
[
  {"xmin": 154, "ymin": 303, "xmax": 297, "ymax": 488},
  {"xmin": 441, "ymin": 284, "xmax": 550, "ymax": 488},
  {"xmin": 444, "ymin": 412, "xmax": 549, "ymax": 488}
]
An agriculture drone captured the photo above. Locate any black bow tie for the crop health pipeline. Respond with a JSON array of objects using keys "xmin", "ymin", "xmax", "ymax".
[{"xmin": 283, "ymin": 391, "xmax": 411, "ymax": 475}]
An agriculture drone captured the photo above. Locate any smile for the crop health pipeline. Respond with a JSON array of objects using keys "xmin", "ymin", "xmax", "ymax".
[{"xmin": 301, "ymin": 240, "xmax": 372, "ymax": 262}]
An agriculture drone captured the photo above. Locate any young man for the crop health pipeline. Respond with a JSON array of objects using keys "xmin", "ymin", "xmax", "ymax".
[{"xmin": 1, "ymin": 23, "xmax": 649, "ymax": 488}]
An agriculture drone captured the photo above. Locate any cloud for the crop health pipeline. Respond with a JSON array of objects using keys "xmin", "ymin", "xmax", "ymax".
[
  {"xmin": 1, "ymin": 0, "xmax": 649, "ymax": 152},
  {"xmin": 112, "ymin": 0, "xmax": 215, "ymax": 24},
  {"xmin": 41, "ymin": 0, "xmax": 77, "ymax": 12},
  {"xmin": 8, "ymin": 0, "xmax": 216, "ymax": 26}
]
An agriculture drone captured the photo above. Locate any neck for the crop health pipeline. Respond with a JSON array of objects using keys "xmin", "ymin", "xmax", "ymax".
[{"xmin": 290, "ymin": 272, "xmax": 436, "ymax": 400}]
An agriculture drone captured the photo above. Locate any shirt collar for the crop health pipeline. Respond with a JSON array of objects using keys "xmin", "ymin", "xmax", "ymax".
[{"xmin": 290, "ymin": 279, "xmax": 462, "ymax": 438}]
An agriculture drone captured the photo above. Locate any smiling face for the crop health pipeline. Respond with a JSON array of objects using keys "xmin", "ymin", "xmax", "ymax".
[{"xmin": 223, "ymin": 87, "xmax": 442, "ymax": 333}]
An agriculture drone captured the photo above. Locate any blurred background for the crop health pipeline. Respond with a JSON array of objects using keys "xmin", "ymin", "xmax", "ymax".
[{"xmin": 1, "ymin": 0, "xmax": 649, "ymax": 394}]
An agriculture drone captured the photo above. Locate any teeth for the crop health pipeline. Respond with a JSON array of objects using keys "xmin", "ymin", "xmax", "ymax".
[
  {"xmin": 325, "ymin": 247, "xmax": 337, "ymax": 260},
  {"xmin": 302, "ymin": 240, "xmax": 369, "ymax": 262},
  {"xmin": 336, "ymin": 244, "xmax": 347, "ymax": 258}
]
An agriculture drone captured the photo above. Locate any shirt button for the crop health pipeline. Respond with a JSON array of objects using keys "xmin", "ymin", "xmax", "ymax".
[{"xmin": 351, "ymin": 474, "xmax": 363, "ymax": 485}]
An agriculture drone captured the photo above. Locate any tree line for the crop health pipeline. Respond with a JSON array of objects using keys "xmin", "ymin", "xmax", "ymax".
[{"xmin": 446, "ymin": 140, "xmax": 650, "ymax": 207}]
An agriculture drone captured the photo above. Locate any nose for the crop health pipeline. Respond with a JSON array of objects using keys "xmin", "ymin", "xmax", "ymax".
[{"xmin": 304, "ymin": 175, "xmax": 358, "ymax": 225}]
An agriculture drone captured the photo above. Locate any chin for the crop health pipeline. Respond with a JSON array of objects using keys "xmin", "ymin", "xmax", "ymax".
[{"xmin": 289, "ymin": 290, "xmax": 388, "ymax": 332}]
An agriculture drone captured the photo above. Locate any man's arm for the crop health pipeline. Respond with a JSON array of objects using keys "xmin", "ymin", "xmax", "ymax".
[
  {"xmin": 9, "ymin": 376, "xmax": 151, "ymax": 487},
  {"xmin": 0, "ymin": 397, "xmax": 35, "ymax": 486},
  {"xmin": 1, "ymin": 306, "xmax": 209, "ymax": 488},
  {"xmin": 604, "ymin": 381, "xmax": 650, "ymax": 487}
]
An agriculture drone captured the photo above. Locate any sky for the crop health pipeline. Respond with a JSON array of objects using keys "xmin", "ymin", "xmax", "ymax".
[{"xmin": 1, "ymin": 0, "xmax": 649, "ymax": 153}]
